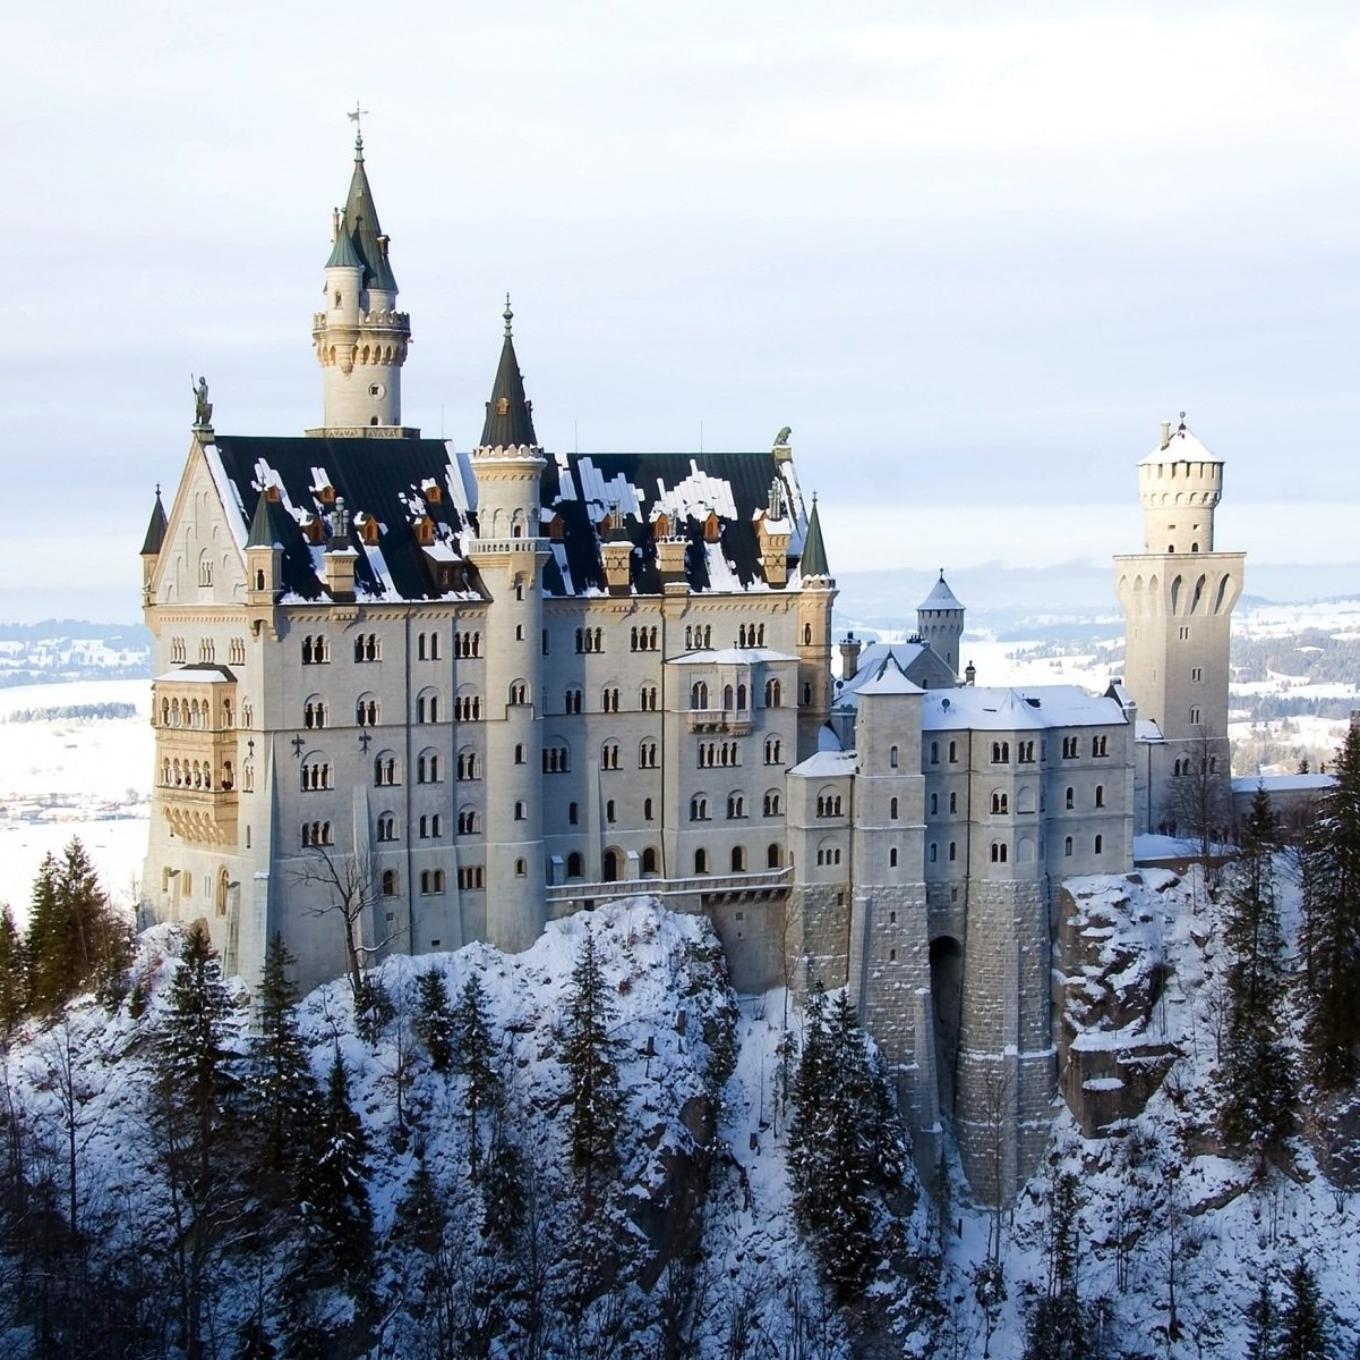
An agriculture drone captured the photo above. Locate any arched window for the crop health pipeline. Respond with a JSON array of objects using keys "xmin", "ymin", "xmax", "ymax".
[
  {"xmin": 723, "ymin": 684, "xmax": 735, "ymax": 711},
  {"xmin": 457, "ymin": 749, "xmax": 480, "ymax": 781},
  {"xmin": 690, "ymin": 681, "xmax": 709, "ymax": 710},
  {"xmin": 566, "ymin": 852, "xmax": 584, "ymax": 879},
  {"xmin": 929, "ymin": 843, "xmax": 938, "ymax": 863},
  {"xmin": 727, "ymin": 792, "xmax": 746, "ymax": 820},
  {"xmin": 890, "ymin": 797, "xmax": 899, "ymax": 821},
  {"xmin": 736, "ymin": 684, "xmax": 748, "ymax": 710},
  {"xmin": 565, "ymin": 687, "xmax": 583, "ymax": 714},
  {"xmin": 458, "ymin": 807, "xmax": 479, "ymax": 835},
  {"xmin": 1094, "ymin": 834, "xmax": 1104, "ymax": 855},
  {"xmin": 803, "ymin": 623, "xmax": 812, "ymax": 645},
  {"xmin": 356, "ymin": 694, "xmax": 379, "ymax": 726},
  {"xmin": 765, "ymin": 678, "xmax": 781, "ymax": 707},
  {"xmin": 991, "ymin": 792, "xmax": 1008, "ymax": 815},
  {"xmin": 303, "ymin": 697, "xmax": 328, "ymax": 729},
  {"xmin": 514, "ymin": 801, "xmax": 526, "ymax": 821},
  {"xmin": 641, "ymin": 846, "xmax": 659, "ymax": 876},
  {"xmin": 601, "ymin": 686, "xmax": 620, "ymax": 712},
  {"xmin": 374, "ymin": 751, "xmax": 399, "ymax": 786},
  {"xmin": 376, "ymin": 813, "xmax": 397, "ymax": 842},
  {"xmin": 416, "ymin": 689, "xmax": 440, "ymax": 723},
  {"xmin": 929, "ymin": 741, "xmax": 939, "ymax": 765},
  {"xmin": 731, "ymin": 846, "xmax": 746, "ymax": 872},
  {"xmin": 416, "ymin": 750, "xmax": 442, "ymax": 784},
  {"xmin": 640, "ymin": 684, "xmax": 659, "ymax": 711},
  {"xmin": 765, "ymin": 737, "xmax": 782, "ymax": 765},
  {"xmin": 889, "ymin": 744, "xmax": 899, "ymax": 768},
  {"xmin": 1065, "ymin": 786, "xmax": 1075, "ymax": 809},
  {"xmin": 1064, "ymin": 836, "xmax": 1073, "ymax": 857},
  {"xmin": 301, "ymin": 757, "xmax": 331, "ymax": 792},
  {"xmin": 763, "ymin": 789, "xmax": 782, "ymax": 817},
  {"xmin": 889, "ymin": 847, "xmax": 898, "ymax": 868},
  {"xmin": 639, "ymin": 739, "xmax": 658, "ymax": 769},
  {"xmin": 991, "ymin": 741, "xmax": 1010, "ymax": 764},
  {"xmin": 694, "ymin": 848, "xmax": 709, "ymax": 875},
  {"xmin": 1095, "ymin": 784, "xmax": 1105, "ymax": 808},
  {"xmin": 767, "ymin": 843, "xmax": 783, "ymax": 868},
  {"xmin": 381, "ymin": 869, "xmax": 398, "ymax": 896},
  {"xmin": 690, "ymin": 794, "xmax": 709, "ymax": 822},
  {"xmin": 600, "ymin": 741, "xmax": 620, "ymax": 771},
  {"xmin": 990, "ymin": 841, "xmax": 1008, "ymax": 864},
  {"xmin": 509, "ymin": 680, "xmax": 528, "ymax": 706}
]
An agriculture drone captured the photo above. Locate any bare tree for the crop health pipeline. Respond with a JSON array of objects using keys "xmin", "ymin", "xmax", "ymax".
[
  {"xmin": 291, "ymin": 842, "xmax": 403, "ymax": 1000},
  {"xmin": 1168, "ymin": 729, "xmax": 1232, "ymax": 878},
  {"xmin": 35, "ymin": 1016, "xmax": 97, "ymax": 1232}
]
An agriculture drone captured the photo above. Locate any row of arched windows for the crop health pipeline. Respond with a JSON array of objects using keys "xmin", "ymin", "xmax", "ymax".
[
  {"xmin": 685, "ymin": 624, "xmax": 713, "ymax": 650},
  {"xmin": 158, "ymin": 696, "xmax": 233, "ymax": 730},
  {"xmin": 736, "ymin": 624, "xmax": 766, "ymax": 647},
  {"xmin": 162, "ymin": 758, "xmax": 234, "ymax": 792},
  {"xmin": 816, "ymin": 791, "xmax": 844, "ymax": 818},
  {"xmin": 630, "ymin": 626, "xmax": 659, "ymax": 652},
  {"xmin": 697, "ymin": 740, "xmax": 740, "ymax": 768}
]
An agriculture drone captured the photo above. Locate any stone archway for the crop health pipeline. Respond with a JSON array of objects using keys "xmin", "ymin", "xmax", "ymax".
[
  {"xmin": 929, "ymin": 935, "xmax": 964, "ymax": 1116},
  {"xmin": 601, "ymin": 848, "xmax": 621, "ymax": 883}
]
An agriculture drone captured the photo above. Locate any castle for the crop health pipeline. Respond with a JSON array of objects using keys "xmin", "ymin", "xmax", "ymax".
[{"xmin": 138, "ymin": 130, "xmax": 1239, "ymax": 1200}]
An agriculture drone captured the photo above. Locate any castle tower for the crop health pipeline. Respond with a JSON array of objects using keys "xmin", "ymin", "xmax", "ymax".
[
  {"xmin": 467, "ymin": 299, "xmax": 548, "ymax": 952},
  {"xmin": 310, "ymin": 125, "xmax": 415, "ymax": 436},
  {"xmin": 795, "ymin": 496, "xmax": 836, "ymax": 760},
  {"xmin": 139, "ymin": 486, "xmax": 167, "ymax": 607},
  {"xmin": 1113, "ymin": 417, "xmax": 1244, "ymax": 834},
  {"xmin": 916, "ymin": 570, "xmax": 964, "ymax": 677}
]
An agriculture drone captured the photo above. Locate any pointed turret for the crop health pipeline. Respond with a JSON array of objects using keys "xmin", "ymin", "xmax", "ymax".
[
  {"xmin": 799, "ymin": 495, "xmax": 830, "ymax": 579},
  {"xmin": 479, "ymin": 296, "xmax": 538, "ymax": 449},
  {"xmin": 140, "ymin": 487, "xmax": 168, "ymax": 557},
  {"xmin": 338, "ymin": 130, "xmax": 398, "ymax": 292},
  {"xmin": 246, "ymin": 489, "xmax": 281, "ymax": 548}
]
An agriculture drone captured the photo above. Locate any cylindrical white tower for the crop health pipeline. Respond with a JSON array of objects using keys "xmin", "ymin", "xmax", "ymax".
[
  {"xmin": 1137, "ymin": 417, "xmax": 1223, "ymax": 554},
  {"xmin": 468, "ymin": 301, "xmax": 548, "ymax": 952}
]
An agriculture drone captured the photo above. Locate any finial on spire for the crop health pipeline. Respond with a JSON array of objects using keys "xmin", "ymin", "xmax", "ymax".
[
  {"xmin": 1178, "ymin": 409, "xmax": 1187, "ymax": 430},
  {"xmin": 503, "ymin": 293, "xmax": 514, "ymax": 338},
  {"xmin": 155, "ymin": 482, "xmax": 161, "ymax": 498},
  {"xmin": 939, "ymin": 567, "xmax": 945, "ymax": 579},
  {"xmin": 347, "ymin": 101, "xmax": 369, "ymax": 157}
]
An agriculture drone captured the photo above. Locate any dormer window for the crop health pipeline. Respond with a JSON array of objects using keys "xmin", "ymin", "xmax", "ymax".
[
  {"xmin": 425, "ymin": 484, "xmax": 443, "ymax": 504},
  {"xmin": 413, "ymin": 516, "xmax": 434, "ymax": 545},
  {"xmin": 317, "ymin": 485, "xmax": 336, "ymax": 505},
  {"xmin": 549, "ymin": 514, "xmax": 565, "ymax": 542},
  {"xmin": 652, "ymin": 513, "xmax": 671, "ymax": 539},
  {"xmin": 703, "ymin": 512, "xmax": 720, "ymax": 543}
]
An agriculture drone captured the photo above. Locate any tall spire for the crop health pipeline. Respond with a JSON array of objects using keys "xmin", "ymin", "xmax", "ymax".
[
  {"xmin": 800, "ymin": 493, "xmax": 830, "ymax": 578},
  {"xmin": 140, "ymin": 486, "xmax": 168, "ymax": 556},
  {"xmin": 332, "ymin": 118, "xmax": 396, "ymax": 291},
  {"xmin": 479, "ymin": 296, "xmax": 538, "ymax": 449}
]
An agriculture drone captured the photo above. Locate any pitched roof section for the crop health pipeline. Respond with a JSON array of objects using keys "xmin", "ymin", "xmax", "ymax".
[
  {"xmin": 478, "ymin": 300, "xmax": 538, "ymax": 449},
  {"xmin": 799, "ymin": 497, "xmax": 830, "ymax": 578},
  {"xmin": 919, "ymin": 570, "xmax": 963, "ymax": 611},
  {"xmin": 855, "ymin": 654, "xmax": 924, "ymax": 697},
  {"xmin": 140, "ymin": 489, "xmax": 168, "ymax": 555},
  {"xmin": 337, "ymin": 138, "xmax": 397, "ymax": 292},
  {"xmin": 1139, "ymin": 418, "xmax": 1221, "ymax": 466},
  {"xmin": 325, "ymin": 223, "xmax": 365, "ymax": 271},
  {"xmin": 245, "ymin": 488, "xmax": 282, "ymax": 549},
  {"xmin": 206, "ymin": 437, "xmax": 819, "ymax": 604}
]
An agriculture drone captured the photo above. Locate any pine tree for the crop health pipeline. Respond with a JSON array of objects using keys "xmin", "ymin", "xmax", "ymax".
[
  {"xmin": 156, "ymin": 920, "xmax": 238, "ymax": 1358},
  {"xmin": 248, "ymin": 933, "xmax": 318, "ymax": 1181},
  {"xmin": 24, "ymin": 853, "xmax": 67, "ymax": 1010},
  {"xmin": 1277, "ymin": 1259, "xmax": 1330, "ymax": 1359},
  {"xmin": 1300, "ymin": 724, "xmax": 1360, "ymax": 1087},
  {"xmin": 414, "ymin": 967, "xmax": 455, "ymax": 1073},
  {"xmin": 786, "ymin": 987, "xmax": 906, "ymax": 1300},
  {"xmin": 1023, "ymin": 1170, "xmax": 1092, "ymax": 1360},
  {"xmin": 480, "ymin": 1120, "xmax": 527, "ymax": 1253},
  {"xmin": 0, "ymin": 905, "xmax": 26, "ymax": 1034},
  {"xmin": 1245, "ymin": 1274, "xmax": 1275, "ymax": 1360},
  {"xmin": 561, "ymin": 928, "xmax": 622, "ymax": 1214},
  {"xmin": 297, "ymin": 1050, "xmax": 372, "ymax": 1285},
  {"xmin": 451, "ymin": 971, "xmax": 500, "ymax": 1173},
  {"xmin": 1219, "ymin": 786, "xmax": 1295, "ymax": 1159},
  {"xmin": 393, "ymin": 1153, "xmax": 446, "ymax": 1257}
]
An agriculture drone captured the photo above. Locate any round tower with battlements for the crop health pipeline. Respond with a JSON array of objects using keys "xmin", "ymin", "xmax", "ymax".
[{"xmin": 916, "ymin": 570, "xmax": 964, "ymax": 677}]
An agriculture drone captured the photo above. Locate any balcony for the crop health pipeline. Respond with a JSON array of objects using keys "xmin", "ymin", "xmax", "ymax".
[
  {"xmin": 686, "ymin": 708, "xmax": 754, "ymax": 735},
  {"xmin": 547, "ymin": 865, "xmax": 790, "ymax": 907},
  {"xmin": 161, "ymin": 785, "xmax": 239, "ymax": 846}
]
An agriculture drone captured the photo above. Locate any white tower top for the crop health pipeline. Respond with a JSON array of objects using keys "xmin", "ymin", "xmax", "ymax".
[{"xmin": 1136, "ymin": 415, "xmax": 1223, "ymax": 554}]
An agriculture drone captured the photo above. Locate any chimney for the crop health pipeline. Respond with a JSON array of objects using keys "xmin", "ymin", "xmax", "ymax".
[
  {"xmin": 839, "ymin": 632, "xmax": 861, "ymax": 681},
  {"xmin": 1160, "ymin": 420, "xmax": 1172, "ymax": 450}
]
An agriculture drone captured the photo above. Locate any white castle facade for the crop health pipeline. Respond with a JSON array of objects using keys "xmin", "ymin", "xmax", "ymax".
[{"xmin": 138, "ymin": 133, "xmax": 1239, "ymax": 1200}]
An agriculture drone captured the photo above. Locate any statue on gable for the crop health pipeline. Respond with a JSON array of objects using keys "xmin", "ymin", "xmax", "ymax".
[
  {"xmin": 774, "ymin": 425, "xmax": 792, "ymax": 447},
  {"xmin": 191, "ymin": 374, "xmax": 213, "ymax": 429}
]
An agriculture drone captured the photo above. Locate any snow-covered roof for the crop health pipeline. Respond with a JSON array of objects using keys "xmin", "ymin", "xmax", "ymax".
[
  {"xmin": 1231, "ymin": 773, "xmax": 1336, "ymax": 794},
  {"xmin": 918, "ymin": 572, "xmax": 963, "ymax": 611},
  {"xmin": 1139, "ymin": 421, "xmax": 1222, "ymax": 466},
  {"xmin": 922, "ymin": 684, "xmax": 1126, "ymax": 732},
  {"xmin": 1135, "ymin": 718, "xmax": 1164, "ymax": 743},
  {"xmin": 154, "ymin": 664, "xmax": 237, "ymax": 684},
  {"xmin": 667, "ymin": 647, "xmax": 799, "ymax": 666},
  {"xmin": 854, "ymin": 655, "xmax": 923, "ymax": 697},
  {"xmin": 789, "ymin": 749, "xmax": 857, "ymax": 778}
]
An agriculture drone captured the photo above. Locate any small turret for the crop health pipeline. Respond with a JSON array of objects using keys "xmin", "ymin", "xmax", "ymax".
[
  {"xmin": 1136, "ymin": 414, "xmax": 1223, "ymax": 554},
  {"xmin": 795, "ymin": 494, "xmax": 836, "ymax": 759},
  {"xmin": 839, "ymin": 632, "xmax": 861, "ymax": 681},
  {"xmin": 140, "ymin": 486, "xmax": 168, "ymax": 599},
  {"xmin": 916, "ymin": 569, "xmax": 965, "ymax": 677},
  {"xmin": 245, "ymin": 488, "xmax": 284, "ymax": 637}
]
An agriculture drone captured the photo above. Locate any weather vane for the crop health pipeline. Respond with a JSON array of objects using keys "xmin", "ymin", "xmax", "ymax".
[{"xmin": 347, "ymin": 101, "xmax": 369, "ymax": 149}]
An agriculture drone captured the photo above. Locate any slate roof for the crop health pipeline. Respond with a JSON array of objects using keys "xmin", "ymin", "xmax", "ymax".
[
  {"xmin": 140, "ymin": 491, "xmax": 168, "ymax": 555},
  {"xmin": 205, "ymin": 436, "xmax": 816, "ymax": 604},
  {"xmin": 799, "ymin": 497, "xmax": 830, "ymax": 578},
  {"xmin": 332, "ymin": 139, "xmax": 397, "ymax": 292},
  {"xmin": 480, "ymin": 304, "xmax": 538, "ymax": 449}
]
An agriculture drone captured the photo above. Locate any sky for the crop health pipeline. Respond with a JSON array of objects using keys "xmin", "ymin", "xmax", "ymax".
[{"xmin": 3, "ymin": 1, "xmax": 1359, "ymax": 621}]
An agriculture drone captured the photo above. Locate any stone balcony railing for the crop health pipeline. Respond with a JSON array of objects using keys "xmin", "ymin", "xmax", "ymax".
[
  {"xmin": 465, "ymin": 536, "xmax": 549, "ymax": 557},
  {"xmin": 547, "ymin": 865, "xmax": 790, "ymax": 906},
  {"xmin": 686, "ymin": 708, "xmax": 754, "ymax": 735},
  {"xmin": 311, "ymin": 309, "xmax": 410, "ymax": 332}
]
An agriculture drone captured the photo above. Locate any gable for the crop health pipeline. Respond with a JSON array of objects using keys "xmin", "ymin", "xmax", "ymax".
[{"xmin": 151, "ymin": 443, "xmax": 249, "ymax": 607}]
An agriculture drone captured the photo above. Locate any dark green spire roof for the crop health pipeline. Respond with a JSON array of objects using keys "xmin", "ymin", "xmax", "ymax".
[
  {"xmin": 800, "ymin": 495, "xmax": 830, "ymax": 578},
  {"xmin": 140, "ymin": 487, "xmax": 167, "ymax": 556},
  {"xmin": 325, "ymin": 221, "xmax": 364, "ymax": 270},
  {"xmin": 479, "ymin": 297, "xmax": 538, "ymax": 449},
  {"xmin": 336, "ymin": 136, "xmax": 397, "ymax": 292},
  {"xmin": 246, "ymin": 491, "xmax": 281, "ymax": 549}
]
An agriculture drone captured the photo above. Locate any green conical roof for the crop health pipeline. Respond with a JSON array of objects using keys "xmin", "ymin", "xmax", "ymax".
[
  {"xmin": 800, "ymin": 496, "xmax": 830, "ymax": 578},
  {"xmin": 140, "ymin": 488, "xmax": 167, "ymax": 556},
  {"xmin": 336, "ymin": 137, "xmax": 397, "ymax": 292},
  {"xmin": 246, "ymin": 491, "xmax": 281, "ymax": 549},
  {"xmin": 479, "ymin": 298, "xmax": 538, "ymax": 449},
  {"xmin": 325, "ymin": 223, "xmax": 364, "ymax": 271}
]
